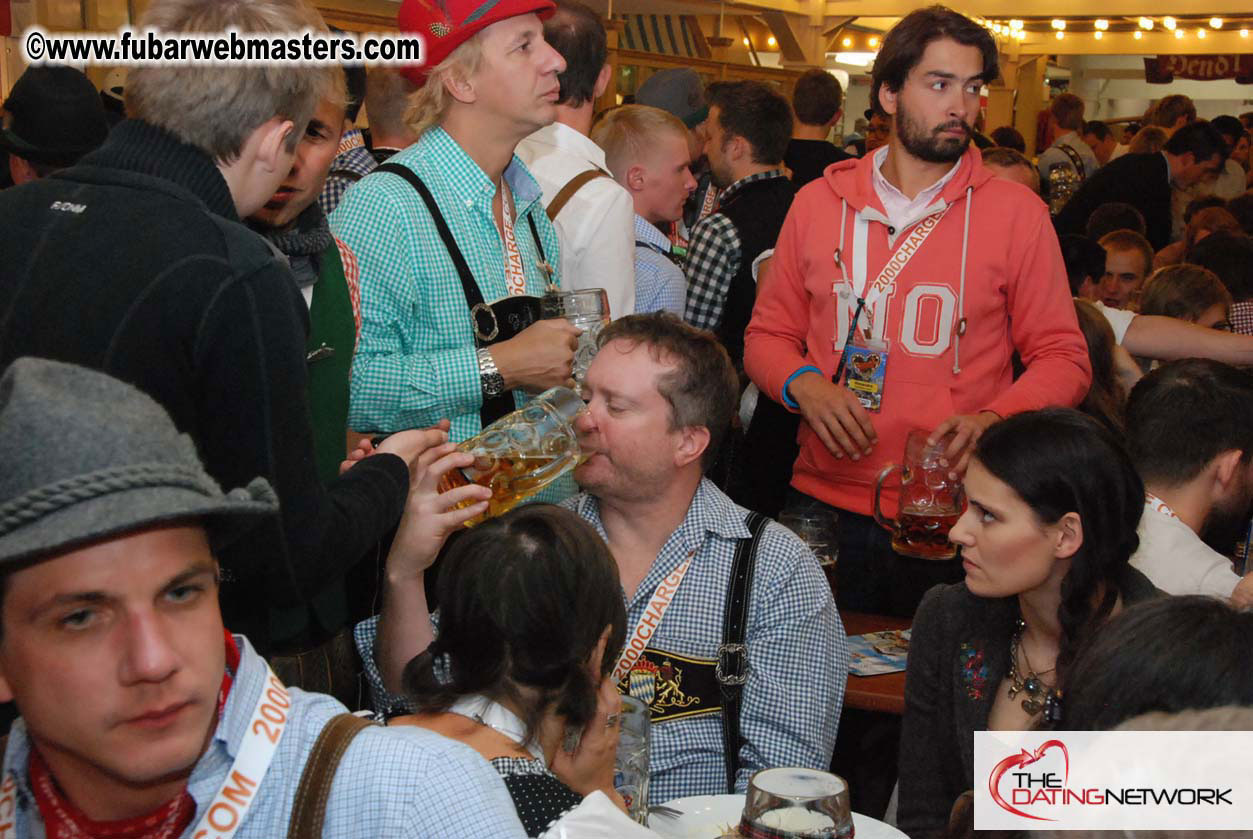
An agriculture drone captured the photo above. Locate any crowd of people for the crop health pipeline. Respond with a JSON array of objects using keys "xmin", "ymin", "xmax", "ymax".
[{"xmin": 1, "ymin": 0, "xmax": 1252, "ymax": 836}]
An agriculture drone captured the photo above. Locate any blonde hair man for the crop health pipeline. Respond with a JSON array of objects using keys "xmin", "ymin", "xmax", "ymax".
[
  {"xmin": 330, "ymin": 0, "xmax": 583, "ymax": 491},
  {"xmin": 594, "ymin": 104, "xmax": 695, "ymax": 315},
  {"xmin": 0, "ymin": 0, "xmax": 444, "ymax": 657}
]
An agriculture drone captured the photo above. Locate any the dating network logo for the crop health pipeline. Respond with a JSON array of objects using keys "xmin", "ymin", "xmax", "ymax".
[{"xmin": 976, "ymin": 731, "xmax": 1247, "ymax": 831}]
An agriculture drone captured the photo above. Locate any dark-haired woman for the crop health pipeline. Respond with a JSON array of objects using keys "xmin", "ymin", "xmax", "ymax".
[
  {"xmin": 370, "ymin": 442, "xmax": 634, "ymax": 836},
  {"xmin": 896, "ymin": 409, "xmax": 1158, "ymax": 839}
]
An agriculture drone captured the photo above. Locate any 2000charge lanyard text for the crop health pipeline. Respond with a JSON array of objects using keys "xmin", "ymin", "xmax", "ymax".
[
  {"xmin": 830, "ymin": 204, "xmax": 951, "ymax": 383},
  {"xmin": 189, "ymin": 662, "xmax": 291, "ymax": 839},
  {"xmin": 612, "ymin": 550, "xmax": 696, "ymax": 682}
]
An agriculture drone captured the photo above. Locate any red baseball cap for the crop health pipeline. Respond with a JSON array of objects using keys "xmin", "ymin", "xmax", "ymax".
[{"xmin": 398, "ymin": 0, "xmax": 557, "ymax": 85}]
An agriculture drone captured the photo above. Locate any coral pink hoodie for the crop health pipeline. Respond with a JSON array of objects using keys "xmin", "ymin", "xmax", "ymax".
[{"xmin": 744, "ymin": 146, "xmax": 1091, "ymax": 517}]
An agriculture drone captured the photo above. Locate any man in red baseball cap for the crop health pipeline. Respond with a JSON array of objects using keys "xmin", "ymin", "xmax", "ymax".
[{"xmin": 330, "ymin": 0, "xmax": 583, "ymax": 491}]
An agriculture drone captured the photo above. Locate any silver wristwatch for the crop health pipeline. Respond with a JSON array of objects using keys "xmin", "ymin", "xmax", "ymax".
[{"xmin": 476, "ymin": 347, "xmax": 505, "ymax": 398}]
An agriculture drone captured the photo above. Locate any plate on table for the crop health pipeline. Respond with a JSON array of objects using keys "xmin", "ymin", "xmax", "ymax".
[{"xmin": 648, "ymin": 793, "xmax": 908, "ymax": 839}]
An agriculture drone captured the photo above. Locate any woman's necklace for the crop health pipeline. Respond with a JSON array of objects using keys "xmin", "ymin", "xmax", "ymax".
[
  {"xmin": 447, "ymin": 695, "xmax": 546, "ymax": 762},
  {"xmin": 1006, "ymin": 618, "xmax": 1063, "ymax": 723}
]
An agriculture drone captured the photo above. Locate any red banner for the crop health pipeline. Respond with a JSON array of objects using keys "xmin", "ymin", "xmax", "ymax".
[
  {"xmin": 0, "ymin": 1, "xmax": 9, "ymax": 38},
  {"xmin": 1144, "ymin": 54, "xmax": 1253, "ymax": 84}
]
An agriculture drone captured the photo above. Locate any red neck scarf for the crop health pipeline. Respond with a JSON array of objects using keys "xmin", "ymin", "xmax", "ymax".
[{"xmin": 29, "ymin": 631, "xmax": 240, "ymax": 839}]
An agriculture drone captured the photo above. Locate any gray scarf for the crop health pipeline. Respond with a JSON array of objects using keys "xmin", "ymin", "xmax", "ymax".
[{"xmin": 262, "ymin": 204, "xmax": 334, "ymax": 289}]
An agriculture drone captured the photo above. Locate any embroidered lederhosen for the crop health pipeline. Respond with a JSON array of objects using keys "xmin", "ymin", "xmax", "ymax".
[
  {"xmin": 374, "ymin": 163, "xmax": 549, "ymax": 427},
  {"xmin": 616, "ymin": 511, "xmax": 768, "ymax": 793}
]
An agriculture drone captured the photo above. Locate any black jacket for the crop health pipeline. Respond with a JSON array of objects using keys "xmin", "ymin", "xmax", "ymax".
[
  {"xmin": 1053, "ymin": 152, "xmax": 1173, "ymax": 250},
  {"xmin": 897, "ymin": 569, "xmax": 1159, "ymax": 839},
  {"xmin": 0, "ymin": 120, "xmax": 408, "ymax": 651}
]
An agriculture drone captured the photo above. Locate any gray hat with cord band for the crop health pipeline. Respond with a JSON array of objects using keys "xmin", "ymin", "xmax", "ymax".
[{"xmin": 0, "ymin": 358, "xmax": 278, "ymax": 568}]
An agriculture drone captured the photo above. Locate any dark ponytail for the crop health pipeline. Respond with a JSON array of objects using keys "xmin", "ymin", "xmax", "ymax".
[{"xmin": 402, "ymin": 504, "xmax": 627, "ymax": 745}]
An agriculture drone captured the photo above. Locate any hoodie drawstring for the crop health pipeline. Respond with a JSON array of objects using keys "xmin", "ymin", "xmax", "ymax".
[{"xmin": 952, "ymin": 185, "xmax": 973, "ymax": 375}]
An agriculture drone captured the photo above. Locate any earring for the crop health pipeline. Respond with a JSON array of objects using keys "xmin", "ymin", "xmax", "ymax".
[{"xmin": 562, "ymin": 724, "xmax": 582, "ymax": 754}]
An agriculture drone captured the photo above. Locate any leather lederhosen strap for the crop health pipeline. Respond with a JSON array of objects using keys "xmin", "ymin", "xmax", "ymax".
[
  {"xmin": 375, "ymin": 163, "xmax": 547, "ymax": 426},
  {"xmin": 1058, "ymin": 143, "xmax": 1087, "ymax": 180},
  {"xmin": 287, "ymin": 713, "xmax": 375, "ymax": 839},
  {"xmin": 717, "ymin": 511, "xmax": 769, "ymax": 793},
  {"xmin": 546, "ymin": 168, "xmax": 609, "ymax": 221}
]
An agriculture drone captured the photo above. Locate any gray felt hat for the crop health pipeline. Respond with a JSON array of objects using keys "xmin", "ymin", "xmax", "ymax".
[
  {"xmin": 0, "ymin": 358, "xmax": 278, "ymax": 568},
  {"xmin": 636, "ymin": 68, "xmax": 708, "ymax": 129}
]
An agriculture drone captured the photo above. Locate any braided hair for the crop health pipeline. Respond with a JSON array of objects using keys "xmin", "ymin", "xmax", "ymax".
[{"xmin": 971, "ymin": 408, "xmax": 1143, "ymax": 681}]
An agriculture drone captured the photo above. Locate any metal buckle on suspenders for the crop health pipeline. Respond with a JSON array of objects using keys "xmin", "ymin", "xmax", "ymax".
[{"xmin": 716, "ymin": 643, "xmax": 749, "ymax": 686}]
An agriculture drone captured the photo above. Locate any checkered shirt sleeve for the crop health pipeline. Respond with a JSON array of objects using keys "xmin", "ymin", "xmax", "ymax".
[
  {"xmin": 1232, "ymin": 301, "xmax": 1253, "ymax": 336},
  {"xmin": 329, "ymin": 131, "xmax": 561, "ymax": 440},
  {"xmin": 683, "ymin": 212, "xmax": 741, "ymax": 332}
]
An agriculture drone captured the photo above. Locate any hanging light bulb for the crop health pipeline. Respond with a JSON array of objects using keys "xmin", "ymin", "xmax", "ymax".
[
  {"xmin": 1139, "ymin": 17, "xmax": 1153, "ymax": 29},
  {"xmin": 1242, "ymin": 29, "xmax": 1250, "ymax": 38},
  {"xmin": 1174, "ymin": 27, "xmax": 1184, "ymax": 38},
  {"xmin": 1094, "ymin": 30, "xmax": 1103, "ymax": 39},
  {"xmin": 1210, "ymin": 17, "xmax": 1223, "ymax": 28},
  {"xmin": 742, "ymin": 36, "xmax": 750, "ymax": 46},
  {"xmin": 1055, "ymin": 30, "xmax": 1064, "ymax": 40},
  {"xmin": 868, "ymin": 36, "xmax": 879, "ymax": 47},
  {"xmin": 1094, "ymin": 19, "xmax": 1108, "ymax": 30},
  {"xmin": 1051, "ymin": 19, "xmax": 1066, "ymax": 30},
  {"xmin": 1009, "ymin": 19, "xmax": 1023, "ymax": 31},
  {"xmin": 1197, "ymin": 27, "xmax": 1206, "ymax": 38},
  {"xmin": 842, "ymin": 36, "xmax": 852, "ymax": 47},
  {"xmin": 1163, "ymin": 16, "xmax": 1176, "ymax": 30},
  {"xmin": 767, "ymin": 35, "xmax": 777, "ymax": 47}
]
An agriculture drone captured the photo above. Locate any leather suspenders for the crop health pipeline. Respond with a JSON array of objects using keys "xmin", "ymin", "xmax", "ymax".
[
  {"xmin": 374, "ymin": 163, "xmax": 547, "ymax": 427},
  {"xmin": 718, "ymin": 510, "xmax": 768, "ymax": 793}
]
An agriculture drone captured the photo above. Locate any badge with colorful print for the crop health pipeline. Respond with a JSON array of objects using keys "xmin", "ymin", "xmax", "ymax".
[{"xmin": 844, "ymin": 335, "xmax": 889, "ymax": 412}]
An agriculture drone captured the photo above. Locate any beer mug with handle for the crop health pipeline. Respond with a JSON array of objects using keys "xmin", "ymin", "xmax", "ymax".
[
  {"xmin": 541, "ymin": 288, "xmax": 609, "ymax": 395},
  {"xmin": 437, "ymin": 387, "xmax": 587, "ymax": 526},
  {"xmin": 872, "ymin": 429, "xmax": 964, "ymax": 559}
]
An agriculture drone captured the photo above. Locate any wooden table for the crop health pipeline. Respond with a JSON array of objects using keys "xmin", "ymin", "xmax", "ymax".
[{"xmin": 841, "ymin": 611, "xmax": 911, "ymax": 715}]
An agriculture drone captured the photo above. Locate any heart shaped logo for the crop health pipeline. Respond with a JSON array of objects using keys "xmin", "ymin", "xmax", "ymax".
[{"xmin": 988, "ymin": 739, "xmax": 1070, "ymax": 821}]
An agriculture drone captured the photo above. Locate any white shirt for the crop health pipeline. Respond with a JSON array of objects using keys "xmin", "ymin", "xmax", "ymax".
[
  {"xmin": 516, "ymin": 122, "xmax": 636, "ymax": 319},
  {"xmin": 869, "ymin": 145, "xmax": 961, "ymax": 232},
  {"xmin": 1093, "ymin": 300, "xmax": 1136, "ymax": 345},
  {"xmin": 1130, "ymin": 497, "xmax": 1242, "ymax": 598}
]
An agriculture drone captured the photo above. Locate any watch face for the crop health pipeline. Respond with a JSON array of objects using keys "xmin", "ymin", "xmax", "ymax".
[{"xmin": 483, "ymin": 372, "xmax": 505, "ymax": 397}]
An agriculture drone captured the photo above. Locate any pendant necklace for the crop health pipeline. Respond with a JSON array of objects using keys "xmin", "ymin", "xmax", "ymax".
[{"xmin": 1006, "ymin": 618, "xmax": 1063, "ymax": 722}]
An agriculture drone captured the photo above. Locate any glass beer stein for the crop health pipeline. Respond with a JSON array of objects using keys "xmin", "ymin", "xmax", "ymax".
[
  {"xmin": 739, "ymin": 768, "xmax": 854, "ymax": 839},
  {"xmin": 872, "ymin": 429, "xmax": 964, "ymax": 560},
  {"xmin": 437, "ymin": 387, "xmax": 587, "ymax": 526},
  {"xmin": 541, "ymin": 288, "xmax": 609, "ymax": 394}
]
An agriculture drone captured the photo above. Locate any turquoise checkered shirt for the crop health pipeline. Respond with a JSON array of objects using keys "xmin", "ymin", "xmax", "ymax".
[{"xmin": 330, "ymin": 127, "xmax": 563, "ymax": 442}]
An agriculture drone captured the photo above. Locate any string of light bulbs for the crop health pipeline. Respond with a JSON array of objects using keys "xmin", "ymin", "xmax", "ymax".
[{"xmin": 975, "ymin": 16, "xmax": 1251, "ymax": 41}]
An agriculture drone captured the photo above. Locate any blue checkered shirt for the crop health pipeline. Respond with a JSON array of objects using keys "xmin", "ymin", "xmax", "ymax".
[
  {"xmin": 354, "ymin": 479, "xmax": 846, "ymax": 806},
  {"xmin": 0, "ymin": 635, "xmax": 527, "ymax": 839},
  {"xmin": 319, "ymin": 129, "xmax": 378, "ymax": 217},
  {"xmin": 634, "ymin": 214, "xmax": 687, "ymax": 316},
  {"xmin": 329, "ymin": 127, "xmax": 563, "ymax": 442},
  {"xmin": 683, "ymin": 170, "xmax": 786, "ymax": 332}
]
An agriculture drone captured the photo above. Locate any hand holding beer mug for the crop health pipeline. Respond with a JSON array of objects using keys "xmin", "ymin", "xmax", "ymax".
[
  {"xmin": 541, "ymin": 288, "xmax": 610, "ymax": 394},
  {"xmin": 437, "ymin": 387, "xmax": 588, "ymax": 526},
  {"xmin": 872, "ymin": 429, "xmax": 965, "ymax": 559}
]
